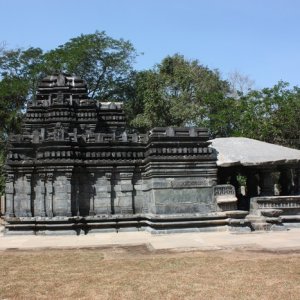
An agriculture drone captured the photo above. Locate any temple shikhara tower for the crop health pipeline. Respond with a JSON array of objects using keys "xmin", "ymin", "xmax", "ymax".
[{"xmin": 4, "ymin": 74, "xmax": 300, "ymax": 234}]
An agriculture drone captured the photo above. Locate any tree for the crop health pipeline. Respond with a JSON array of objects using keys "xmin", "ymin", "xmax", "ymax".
[
  {"xmin": 0, "ymin": 47, "xmax": 44, "ymax": 193},
  {"xmin": 125, "ymin": 54, "xmax": 230, "ymax": 133},
  {"xmin": 43, "ymin": 31, "xmax": 137, "ymax": 101},
  {"xmin": 0, "ymin": 41, "xmax": 6, "ymax": 55},
  {"xmin": 227, "ymin": 70, "xmax": 255, "ymax": 98},
  {"xmin": 126, "ymin": 56, "xmax": 300, "ymax": 147},
  {"xmin": 228, "ymin": 81, "xmax": 300, "ymax": 148}
]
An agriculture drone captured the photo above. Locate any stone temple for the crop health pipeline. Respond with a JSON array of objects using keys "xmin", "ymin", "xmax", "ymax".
[{"xmin": 3, "ymin": 74, "xmax": 300, "ymax": 234}]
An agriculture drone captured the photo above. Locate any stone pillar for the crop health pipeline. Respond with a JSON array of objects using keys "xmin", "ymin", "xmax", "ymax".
[
  {"xmin": 45, "ymin": 173, "xmax": 54, "ymax": 217},
  {"xmin": 278, "ymin": 168, "xmax": 293, "ymax": 195},
  {"xmin": 93, "ymin": 172, "xmax": 112, "ymax": 214},
  {"xmin": 294, "ymin": 167, "xmax": 300, "ymax": 195},
  {"xmin": 259, "ymin": 168, "xmax": 274, "ymax": 196},
  {"xmin": 11, "ymin": 173, "xmax": 32, "ymax": 217},
  {"xmin": 113, "ymin": 172, "xmax": 134, "ymax": 214},
  {"xmin": 246, "ymin": 170, "xmax": 258, "ymax": 198},
  {"xmin": 74, "ymin": 177, "xmax": 80, "ymax": 217},
  {"xmin": 89, "ymin": 172, "xmax": 95, "ymax": 216},
  {"xmin": 229, "ymin": 172, "xmax": 240, "ymax": 196},
  {"xmin": 23, "ymin": 173, "xmax": 33, "ymax": 217},
  {"xmin": 131, "ymin": 171, "xmax": 144, "ymax": 213},
  {"xmin": 65, "ymin": 172, "xmax": 72, "ymax": 217},
  {"xmin": 35, "ymin": 173, "xmax": 46, "ymax": 217},
  {"xmin": 5, "ymin": 173, "xmax": 15, "ymax": 217},
  {"xmin": 53, "ymin": 171, "xmax": 72, "ymax": 217}
]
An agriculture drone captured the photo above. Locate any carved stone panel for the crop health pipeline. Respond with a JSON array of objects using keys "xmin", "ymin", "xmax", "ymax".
[
  {"xmin": 94, "ymin": 172, "xmax": 112, "ymax": 215},
  {"xmin": 112, "ymin": 172, "xmax": 134, "ymax": 214},
  {"xmin": 53, "ymin": 173, "xmax": 72, "ymax": 216},
  {"xmin": 14, "ymin": 174, "xmax": 32, "ymax": 217},
  {"xmin": 5, "ymin": 174, "xmax": 15, "ymax": 217}
]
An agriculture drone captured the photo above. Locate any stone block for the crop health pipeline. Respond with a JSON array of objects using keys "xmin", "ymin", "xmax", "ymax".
[
  {"xmin": 149, "ymin": 187, "xmax": 214, "ymax": 214},
  {"xmin": 95, "ymin": 185, "xmax": 111, "ymax": 192},
  {"xmin": 114, "ymin": 184, "xmax": 133, "ymax": 192}
]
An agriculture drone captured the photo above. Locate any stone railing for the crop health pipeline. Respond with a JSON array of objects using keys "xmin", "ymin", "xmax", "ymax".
[
  {"xmin": 248, "ymin": 195, "xmax": 300, "ymax": 230},
  {"xmin": 214, "ymin": 184, "xmax": 237, "ymax": 211},
  {"xmin": 250, "ymin": 196, "xmax": 300, "ymax": 215}
]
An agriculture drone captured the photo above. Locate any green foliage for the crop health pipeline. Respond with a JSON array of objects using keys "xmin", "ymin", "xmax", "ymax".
[
  {"xmin": 0, "ymin": 47, "xmax": 46, "ymax": 142},
  {"xmin": 125, "ymin": 54, "xmax": 229, "ymax": 132},
  {"xmin": 0, "ymin": 47, "xmax": 45, "ymax": 100},
  {"xmin": 126, "ymin": 56, "xmax": 300, "ymax": 149},
  {"xmin": 229, "ymin": 81, "xmax": 300, "ymax": 147},
  {"xmin": 43, "ymin": 31, "xmax": 137, "ymax": 101}
]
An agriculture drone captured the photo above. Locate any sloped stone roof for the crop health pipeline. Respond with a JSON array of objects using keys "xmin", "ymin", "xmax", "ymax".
[{"xmin": 209, "ymin": 137, "xmax": 300, "ymax": 167}]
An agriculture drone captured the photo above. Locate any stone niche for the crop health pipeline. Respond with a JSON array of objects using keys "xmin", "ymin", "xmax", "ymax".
[{"xmin": 4, "ymin": 74, "xmax": 249, "ymax": 234}]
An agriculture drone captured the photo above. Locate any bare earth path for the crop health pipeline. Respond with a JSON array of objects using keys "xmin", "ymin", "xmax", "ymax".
[{"xmin": 1, "ymin": 228, "xmax": 300, "ymax": 300}]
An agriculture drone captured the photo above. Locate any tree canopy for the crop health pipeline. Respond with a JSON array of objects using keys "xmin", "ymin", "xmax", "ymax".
[
  {"xmin": 43, "ymin": 31, "xmax": 137, "ymax": 100},
  {"xmin": 125, "ymin": 54, "xmax": 230, "ymax": 132},
  {"xmin": 229, "ymin": 82, "xmax": 300, "ymax": 148}
]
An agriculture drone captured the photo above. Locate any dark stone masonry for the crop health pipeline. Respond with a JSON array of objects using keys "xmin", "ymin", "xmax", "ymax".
[{"xmin": 5, "ymin": 74, "xmax": 299, "ymax": 234}]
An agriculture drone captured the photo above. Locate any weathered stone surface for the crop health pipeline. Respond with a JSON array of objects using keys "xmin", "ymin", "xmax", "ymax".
[
  {"xmin": 261, "ymin": 209, "xmax": 283, "ymax": 217},
  {"xmin": 250, "ymin": 196, "xmax": 300, "ymax": 214},
  {"xmin": 210, "ymin": 137, "xmax": 300, "ymax": 167},
  {"xmin": 246, "ymin": 195, "xmax": 300, "ymax": 231},
  {"xmin": 214, "ymin": 185, "xmax": 237, "ymax": 211}
]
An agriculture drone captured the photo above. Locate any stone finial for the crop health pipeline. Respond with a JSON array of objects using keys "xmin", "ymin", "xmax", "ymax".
[
  {"xmin": 109, "ymin": 102, "xmax": 117, "ymax": 109},
  {"xmin": 189, "ymin": 127, "xmax": 196, "ymax": 137},
  {"xmin": 54, "ymin": 122, "xmax": 65, "ymax": 141},
  {"xmin": 122, "ymin": 131, "xmax": 128, "ymax": 142},
  {"xmin": 32, "ymin": 130, "xmax": 40, "ymax": 144},
  {"xmin": 57, "ymin": 74, "xmax": 66, "ymax": 86},
  {"xmin": 166, "ymin": 127, "xmax": 175, "ymax": 137}
]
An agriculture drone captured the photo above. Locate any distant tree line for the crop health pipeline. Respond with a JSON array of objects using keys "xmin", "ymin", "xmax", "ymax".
[{"xmin": 0, "ymin": 31, "xmax": 300, "ymax": 191}]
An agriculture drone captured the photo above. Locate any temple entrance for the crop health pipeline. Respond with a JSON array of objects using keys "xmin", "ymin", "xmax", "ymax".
[{"xmin": 72, "ymin": 168, "xmax": 92, "ymax": 216}]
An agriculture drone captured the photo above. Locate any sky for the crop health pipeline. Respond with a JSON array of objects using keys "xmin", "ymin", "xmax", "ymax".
[{"xmin": 0, "ymin": 0, "xmax": 300, "ymax": 88}]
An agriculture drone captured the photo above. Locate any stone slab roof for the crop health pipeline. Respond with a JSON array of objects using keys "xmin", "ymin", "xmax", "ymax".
[{"xmin": 209, "ymin": 137, "xmax": 300, "ymax": 167}]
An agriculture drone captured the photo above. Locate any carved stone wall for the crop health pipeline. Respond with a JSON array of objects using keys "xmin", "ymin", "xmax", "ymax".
[{"xmin": 4, "ymin": 74, "xmax": 235, "ymax": 234}]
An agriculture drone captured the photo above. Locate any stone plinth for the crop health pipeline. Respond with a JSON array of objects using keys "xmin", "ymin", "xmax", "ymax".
[{"xmin": 247, "ymin": 195, "xmax": 300, "ymax": 230}]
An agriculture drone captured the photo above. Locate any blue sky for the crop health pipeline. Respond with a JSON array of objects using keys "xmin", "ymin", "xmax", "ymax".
[{"xmin": 1, "ymin": 0, "xmax": 300, "ymax": 88}]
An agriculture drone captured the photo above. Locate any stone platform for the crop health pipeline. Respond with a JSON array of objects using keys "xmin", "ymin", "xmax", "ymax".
[
  {"xmin": 0, "ymin": 223, "xmax": 299, "ymax": 252},
  {"xmin": 3, "ymin": 210, "xmax": 250, "ymax": 235}
]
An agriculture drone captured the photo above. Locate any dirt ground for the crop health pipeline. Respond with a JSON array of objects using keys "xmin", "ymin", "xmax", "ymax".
[{"xmin": 1, "ymin": 246, "xmax": 300, "ymax": 300}]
